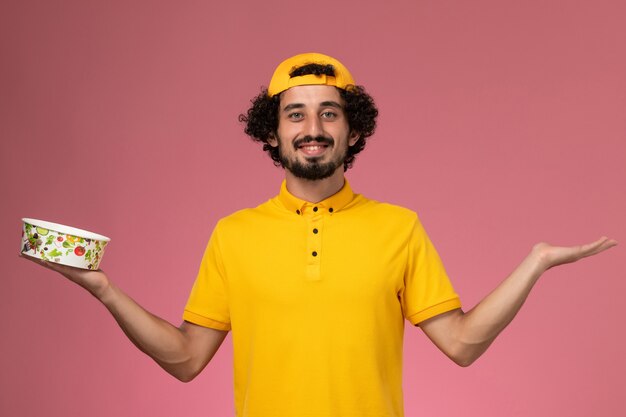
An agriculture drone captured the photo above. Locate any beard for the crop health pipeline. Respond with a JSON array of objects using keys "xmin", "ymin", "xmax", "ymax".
[{"xmin": 278, "ymin": 135, "xmax": 347, "ymax": 181}]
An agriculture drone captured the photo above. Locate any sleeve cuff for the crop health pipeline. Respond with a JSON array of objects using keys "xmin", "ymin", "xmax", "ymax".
[
  {"xmin": 407, "ymin": 298, "xmax": 462, "ymax": 326},
  {"xmin": 183, "ymin": 310, "xmax": 231, "ymax": 331}
]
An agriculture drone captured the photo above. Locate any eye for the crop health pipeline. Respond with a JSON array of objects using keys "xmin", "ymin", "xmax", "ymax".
[
  {"xmin": 288, "ymin": 112, "xmax": 303, "ymax": 120},
  {"xmin": 321, "ymin": 111, "xmax": 337, "ymax": 119}
]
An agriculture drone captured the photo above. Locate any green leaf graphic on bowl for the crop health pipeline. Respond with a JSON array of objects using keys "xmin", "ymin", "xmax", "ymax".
[{"xmin": 27, "ymin": 235, "xmax": 41, "ymax": 253}]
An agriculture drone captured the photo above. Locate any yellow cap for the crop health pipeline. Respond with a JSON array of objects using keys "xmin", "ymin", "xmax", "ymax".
[{"xmin": 267, "ymin": 52, "xmax": 356, "ymax": 97}]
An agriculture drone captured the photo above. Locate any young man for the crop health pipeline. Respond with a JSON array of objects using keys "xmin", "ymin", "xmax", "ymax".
[{"xmin": 24, "ymin": 53, "xmax": 616, "ymax": 417}]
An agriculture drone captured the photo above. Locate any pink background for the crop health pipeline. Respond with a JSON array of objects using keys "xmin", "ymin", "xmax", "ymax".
[{"xmin": 1, "ymin": 1, "xmax": 625, "ymax": 416}]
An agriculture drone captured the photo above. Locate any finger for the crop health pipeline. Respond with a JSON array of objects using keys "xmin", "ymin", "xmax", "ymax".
[
  {"xmin": 20, "ymin": 253, "xmax": 52, "ymax": 269},
  {"xmin": 596, "ymin": 238, "xmax": 618, "ymax": 253},
  {"xmin": 580, "ymin": 237, "xmax": 618, "ymax": 257},
  {"xmin": 20, "ymin": 253, "xmax": 69, "ymax": 274}
]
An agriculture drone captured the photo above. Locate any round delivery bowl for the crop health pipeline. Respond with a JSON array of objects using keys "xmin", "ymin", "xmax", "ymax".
[{"xmin": 21, "ymin": 218, "xmax": 110, "ymax": 270}]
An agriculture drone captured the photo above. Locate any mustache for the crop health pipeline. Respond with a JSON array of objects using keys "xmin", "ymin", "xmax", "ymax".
[{"xmin": 293, "ymin": 135, "xmax": 334, "ymax": 149}]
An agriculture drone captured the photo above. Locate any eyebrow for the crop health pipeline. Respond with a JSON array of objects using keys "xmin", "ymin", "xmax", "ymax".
[
  {"xmin": 321, "ymin": 101, "xmax": 343, "ymax": 109},
  {"xmin": 282, "ymin": 101, "xmax": 343, "ymax": 112},
  {"xmin": 283, "ymin": 103, "xmax": 305, "ymax": 112}
]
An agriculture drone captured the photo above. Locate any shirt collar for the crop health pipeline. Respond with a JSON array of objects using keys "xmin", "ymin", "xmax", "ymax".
[{"xmin": 277, "ymin": 179, "xmax": 355, "ymax": 215}]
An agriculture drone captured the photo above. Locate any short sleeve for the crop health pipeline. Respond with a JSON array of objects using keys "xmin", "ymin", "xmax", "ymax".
[
  {"xmin": 183, "ymin": 224, "xmax": 231, "ymax": 331},
  {"xmin": 401, "ymin": 216, "xmax": 462, "ymax": 326}
]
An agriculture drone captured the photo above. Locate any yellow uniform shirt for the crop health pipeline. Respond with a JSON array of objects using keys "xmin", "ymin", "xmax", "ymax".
[{"xmin": 184, "ymin": 180, "xmax": 461, "ymax": 417}]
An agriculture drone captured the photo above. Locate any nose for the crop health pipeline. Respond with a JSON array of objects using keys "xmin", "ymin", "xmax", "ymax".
[{"xmin": 303, "ymin": 115, "xmax": 323, "ymax": 138}]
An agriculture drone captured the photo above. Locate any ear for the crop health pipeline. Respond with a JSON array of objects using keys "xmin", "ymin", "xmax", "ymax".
[
  {"xmin": 348, "ymin": 131, "xmax": 360, "ymax": 147},
  {"xmin": 267, "ymin": 133, "xmax": 278, "ymax": 148}
]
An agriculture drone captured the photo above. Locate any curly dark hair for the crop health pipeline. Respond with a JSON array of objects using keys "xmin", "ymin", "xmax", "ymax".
[{"xmin": 238, "ymin": 64, "xmax": 378, "ymax": 170}]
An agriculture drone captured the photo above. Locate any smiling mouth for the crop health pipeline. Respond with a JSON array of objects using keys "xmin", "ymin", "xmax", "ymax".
[
  {"xmin": 298, "ymin": 144, "xmax": 328, "ymax": 150},
  {"xmin": 298, "ymin": 143, "xmax": 329, "ymax": 156}
]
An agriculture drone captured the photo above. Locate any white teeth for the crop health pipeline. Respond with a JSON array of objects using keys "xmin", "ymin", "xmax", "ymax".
[{"xmin": 298, "ymin": 145, "xmax": 323, "ymax": 151}]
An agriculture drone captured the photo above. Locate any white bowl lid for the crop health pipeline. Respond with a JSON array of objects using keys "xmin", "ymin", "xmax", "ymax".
[{"xmin": 22, "ymin": 218, "xmax": 110, "ymax": 242}]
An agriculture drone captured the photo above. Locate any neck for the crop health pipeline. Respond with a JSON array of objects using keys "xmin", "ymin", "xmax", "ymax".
[{"xmin": 284, "ymin": 168, "xmax": 345, "ymax": 203}]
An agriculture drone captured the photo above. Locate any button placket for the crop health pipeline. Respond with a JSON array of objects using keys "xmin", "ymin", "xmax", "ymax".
[{"xmin": 305, "ymin": 207, "xmax": 323, "ymax": 281}]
